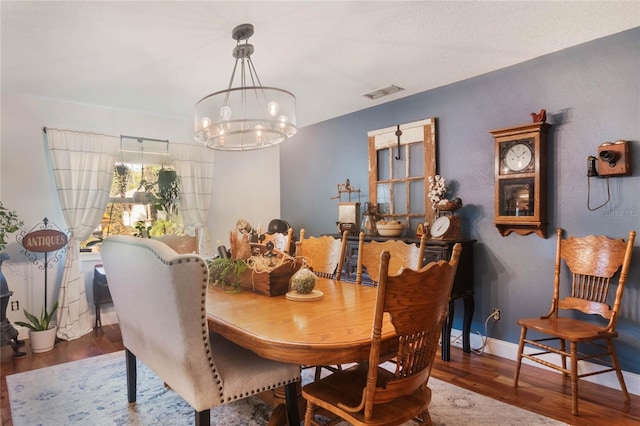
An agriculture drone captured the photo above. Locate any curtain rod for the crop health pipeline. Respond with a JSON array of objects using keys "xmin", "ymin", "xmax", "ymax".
[
  {"xmin": 120, "ymin": 134, "xmax": 169, "ymax": 144},
  {"xmin": 42, "ymin": 126, "xmax": 116, "ymax": 137},
  {"xmin": 43, "ymin": 128, "xmax": 170, "ymax": 147}
]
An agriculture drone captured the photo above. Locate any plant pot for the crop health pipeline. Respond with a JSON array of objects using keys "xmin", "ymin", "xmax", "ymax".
[
  {"xmin": 132, "ymin": 191, "xmax": 153, "ymax": 204},
  {"xmin": 28, "ymin": 326, "xmax": 57, "ymax": 353}
]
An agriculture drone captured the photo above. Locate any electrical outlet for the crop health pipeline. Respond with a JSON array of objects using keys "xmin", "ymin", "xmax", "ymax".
[
  {"xmin": 491, "ymin": 308, "xmax": 500, "ymax": 321},
  {"xmin": 11, "ymin": 300, "xmax": 20, "ymax": 311}
]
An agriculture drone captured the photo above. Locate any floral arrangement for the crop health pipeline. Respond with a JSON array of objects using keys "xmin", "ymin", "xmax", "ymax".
[{"xmin": 428, "ymin": 175, "xmax": 448, "ymax": 210}]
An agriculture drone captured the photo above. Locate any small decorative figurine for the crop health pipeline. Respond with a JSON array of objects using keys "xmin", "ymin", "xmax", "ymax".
[{"xmin": 530, "ymin": 108, "xmax": 547, "ymax": 123}]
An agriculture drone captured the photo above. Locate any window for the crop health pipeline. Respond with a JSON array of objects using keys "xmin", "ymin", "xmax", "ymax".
[
  {"xmin": 367, "ymin": 118, "xmax": 437, "ymax": 234},
  {"xmin": 81, "ymin": 139, "xmax": 181, "ymax": 251}
]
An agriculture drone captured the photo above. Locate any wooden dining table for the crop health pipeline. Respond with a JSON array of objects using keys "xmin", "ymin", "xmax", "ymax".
[{"xmin": 206, "ymin": 277, "xmax": 397, "ymax": 425}]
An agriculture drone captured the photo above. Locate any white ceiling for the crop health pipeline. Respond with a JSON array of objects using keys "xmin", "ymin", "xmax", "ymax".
[{"xmin": 2, "ymin": 1, "xmax": 639, "ymax": 128}]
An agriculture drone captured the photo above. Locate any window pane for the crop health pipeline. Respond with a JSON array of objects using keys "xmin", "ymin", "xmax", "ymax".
[
  {"xmin": 82, "ymin": 162, "xmax": 183, "ymax": 252},
  {"xmin": 377, "ymin": 148, "xmax": 390, "ymax": 181},
  {"xmin": 409, "ymin": 180, "xmax": 425, "ymax": 214},
  {"xmin": 392, "ymin": 182, "xmax": 406, "ymax": 214},
  {"xmin": 377, "ymin": 183, "xmax": 390, "ymax": 206},
  {"xmin": 408, "ymin": 142, "xmax": 424, "ymax": 178},
  {"xmin": 393, "ymin": 149, "xmax": 406, "ymax": 179}
]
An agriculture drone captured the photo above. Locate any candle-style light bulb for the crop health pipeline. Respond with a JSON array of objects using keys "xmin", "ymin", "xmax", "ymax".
[
  {"xmin": 255, "ymin": 124, "xmax": 263, "ymax": 145},
  {"xmin": 267, "ymin": 101, "xmax": 279, "ymax": 116},
  {"xmin": 220, "ymin": 106, "xmax": 232, "ymax": 120}
]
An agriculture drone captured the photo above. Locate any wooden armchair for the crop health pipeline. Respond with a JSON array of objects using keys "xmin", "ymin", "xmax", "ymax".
[
  {"xmin": 513, "ymin": 228, "xmax": 636, "ymax": 416},
  {"xmin": 152, "ymin": 232, "xmax": 198, "ymax": 254},
  {"xmin": 261, "ymin": 227, "xmax": 294, "ymax": 255},
  {"xmin": 303, "ymin": 244, "xmax": 462, "ymax": 425},
  {"xmin": 356, "ymin": 232, "xmax": 426, "ymax": 285},
  {"xmin": 295, "ymin": 229, "xmax": 349, "ymax": 380},
  {"xmin": 101, "ymin": 236, "xmax": 301, "ymax": 425},
  {"xmin": 295, "ymin": 229, "xmax": 349, "ymax": 279}
]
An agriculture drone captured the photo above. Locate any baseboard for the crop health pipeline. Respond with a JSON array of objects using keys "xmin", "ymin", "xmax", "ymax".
[
  {"xmin": 449, "ymin": 328, "xmax": 640, "ymax": 396},
  {"xmin": 96, "ymin": 310, "xmax": 119, "ymax": 327}
]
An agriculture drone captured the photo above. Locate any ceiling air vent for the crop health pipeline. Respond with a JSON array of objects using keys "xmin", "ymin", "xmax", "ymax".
[{"xmin": 362, "ymin": 85, "xmax": 404, "ymax": 100}]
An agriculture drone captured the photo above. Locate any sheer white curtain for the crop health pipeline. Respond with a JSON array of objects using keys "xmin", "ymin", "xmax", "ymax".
[
  {"xmin": 169, "ymin": 143, "xmax": 215, "ymax": 256},
  {"xmin": 46, "ymin": 129, "xmax": 119, "ymax": 340}
]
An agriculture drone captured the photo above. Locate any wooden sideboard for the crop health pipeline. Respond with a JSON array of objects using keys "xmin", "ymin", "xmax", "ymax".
[{"xmin": 326, "ymin": 234, "xmax": 476, "ymax": 362}]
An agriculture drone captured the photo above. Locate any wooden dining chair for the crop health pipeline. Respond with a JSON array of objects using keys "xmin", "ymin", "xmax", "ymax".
[
  {"xmin": 513, "ymin": 228, "xmax": 635, "ymax": 416},
  {"xmin": 261, "ymin": 227, "xmax": 294, "ymax": 255},
  {"xmin": 296, "ymin": 229, "xmax": 349, "ymax": 380},
  {"xmin": 303, "ymin": 244, "xmax": 462, "ymax": 426},
  {"xmin": 152, "ymin": 232, "xmax": 199, "ymax": 254},
  {"xmin": 295, "ymin": 229, "xmax": 349, "ymax": 280},
  {"xmin": 356, "ymin": 232, "xmax": 426, "ymax": 285}
]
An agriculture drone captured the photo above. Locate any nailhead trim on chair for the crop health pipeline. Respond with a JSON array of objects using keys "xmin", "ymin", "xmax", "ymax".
[
  {"xmin": 170, "ymin": 254, "xmax": 304, "ymax": 404},
  {"xmin": 178, "ymin": 257, "xmax": 228, "ymax": 401},
  {"xmin": 169, "ymin": 248, "xmax": 305, "ymax": 401}
]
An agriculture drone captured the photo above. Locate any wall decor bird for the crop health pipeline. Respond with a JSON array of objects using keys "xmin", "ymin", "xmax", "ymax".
[{"xmin": 531, "ymin": 109, "xmax": 547, "ymax": 123}]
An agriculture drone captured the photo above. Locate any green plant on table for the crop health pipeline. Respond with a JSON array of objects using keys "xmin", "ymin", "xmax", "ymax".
[
  {"xmin": 15, "ymin": 301, "xmax": 59, "ymax": 331},
  {"xmin": 207, "ymin": 258, "xmax": 248, "ymax": 294}
]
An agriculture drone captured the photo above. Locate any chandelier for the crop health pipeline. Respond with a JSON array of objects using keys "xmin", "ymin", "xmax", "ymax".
[{"xmin": 194, "ymin": 24, "xmax": 297, "ymax": 151}]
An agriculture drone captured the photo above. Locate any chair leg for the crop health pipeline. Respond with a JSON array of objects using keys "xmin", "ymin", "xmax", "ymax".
[
  {"xmin": 195, "ymin": 409, "xmax": 210, "ymax": 426},
  {"xmin": 284, "ymin": 381, "xmax": 300, "ymax": 426},
  {"xmin": 513, "ymin": 326, "xmax": 526, "ymax": 387},
  {"xmin": 559, "ymin": 338, "xmax": 567, "ymax": 376},
  {"xmin": 95, "ymin": 302, "xmax": 101, "ymax": 329},
  {"xmin": 606, "ymin": 338, "xmax": 631, "ymax": 403},
  {"xmin": 418, "ymin": 409, "xmax": 433, "ymax": 426},
  {"xmin": 570, "ymin": 341, "xmax": 579, "ymax": 415},
  {"xmin": 125, "ymin": 349, "xmax": 137, "ymax": 403},
  {"xmin": 314, "ymin": 366, "xmax": 323, "ymax": 381},
  {"xmin": 304, "ymin": 401, "xmax": 317, "ymax": 426}
]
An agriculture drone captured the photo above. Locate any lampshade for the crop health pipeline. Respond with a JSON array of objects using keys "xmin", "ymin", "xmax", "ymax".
[{"xmin": 194, "ymin": 24, "xmax": 297, "ymax": 151}]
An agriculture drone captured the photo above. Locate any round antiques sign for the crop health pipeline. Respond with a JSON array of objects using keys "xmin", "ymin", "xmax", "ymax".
[{"xmin": 22, "ymin": 229, "xmax": 68, "ymax": 252}]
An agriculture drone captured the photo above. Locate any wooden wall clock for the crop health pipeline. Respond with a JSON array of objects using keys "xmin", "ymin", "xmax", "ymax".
[{"xmin": 490, "ymin": 121, "xmax": 551, "ymax": 238}]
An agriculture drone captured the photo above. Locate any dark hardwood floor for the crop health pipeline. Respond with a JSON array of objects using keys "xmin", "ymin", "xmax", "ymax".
[{"xmin": 1, "ymin": 324, "xmax": 639, "ymax": 425}]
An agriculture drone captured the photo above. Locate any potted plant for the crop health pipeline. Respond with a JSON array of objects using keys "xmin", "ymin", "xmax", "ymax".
[
  {"xmin": 132, "ymin": 164, "xmax": 157, "ymax": 204},
  {"xmin": 207, "ymin": 258, "xmax": 247, "ymax": 293},
  {"xmin": 132, "ymin": 177, "xmax": 156, "ymax": 204},
  {"xmin": 114, "ymin": 163, "xmax": 131, "ymax": 198},
  {"xmin": 15, "ymin": 301, "xmax": 58, "ymax": 353},
  {"xmin": 0, "ymin": 201, "xmax": 23, "ymax": 251},
  {"xmin": 134, "ymin": 220, "xmax": 151, "ymax": 238},
  {"xmin": 155, "ymin": 168, "xmax": 180, "ymax": 218}
]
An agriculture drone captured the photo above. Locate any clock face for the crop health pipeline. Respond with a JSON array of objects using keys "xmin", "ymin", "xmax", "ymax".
[
  {"xmin": 503, "ymin": 142, "xmax": 533, "ymax": 172},
  {"xmin": 430, "ymin": 216, "xmax": 451, "ymax": 238}
]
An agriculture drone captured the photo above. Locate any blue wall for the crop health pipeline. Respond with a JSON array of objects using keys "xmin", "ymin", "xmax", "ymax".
[{"xmin": 281, "ymin": 28, "xmax": 640, "ymax": 373}]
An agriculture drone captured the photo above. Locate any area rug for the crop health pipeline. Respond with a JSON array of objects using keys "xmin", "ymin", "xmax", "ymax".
[{"xmin": 7, "ymin": 351, "xmax": 567, "ymax": 425}]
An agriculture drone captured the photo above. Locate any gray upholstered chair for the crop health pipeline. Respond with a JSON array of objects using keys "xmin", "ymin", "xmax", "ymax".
[{"xmin": 101, "ymin": 235, "xmax": 301, "ymax": 425}]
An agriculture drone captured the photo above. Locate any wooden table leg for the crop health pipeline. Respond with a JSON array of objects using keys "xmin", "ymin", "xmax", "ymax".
[
  {"xmin": 441, "ymin": 299, "xmax": 455, "ymax": 361},
  {"xmin": 462, "ymin": 294, "xmax": 474, "ymax": 353},
  {"xmin": 266, "ymin": 381, "xmax": 304, "ymax": 425},
  {"xmin": 285, "ymin": 382, "xmax": 300, "ymax": 425}
]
